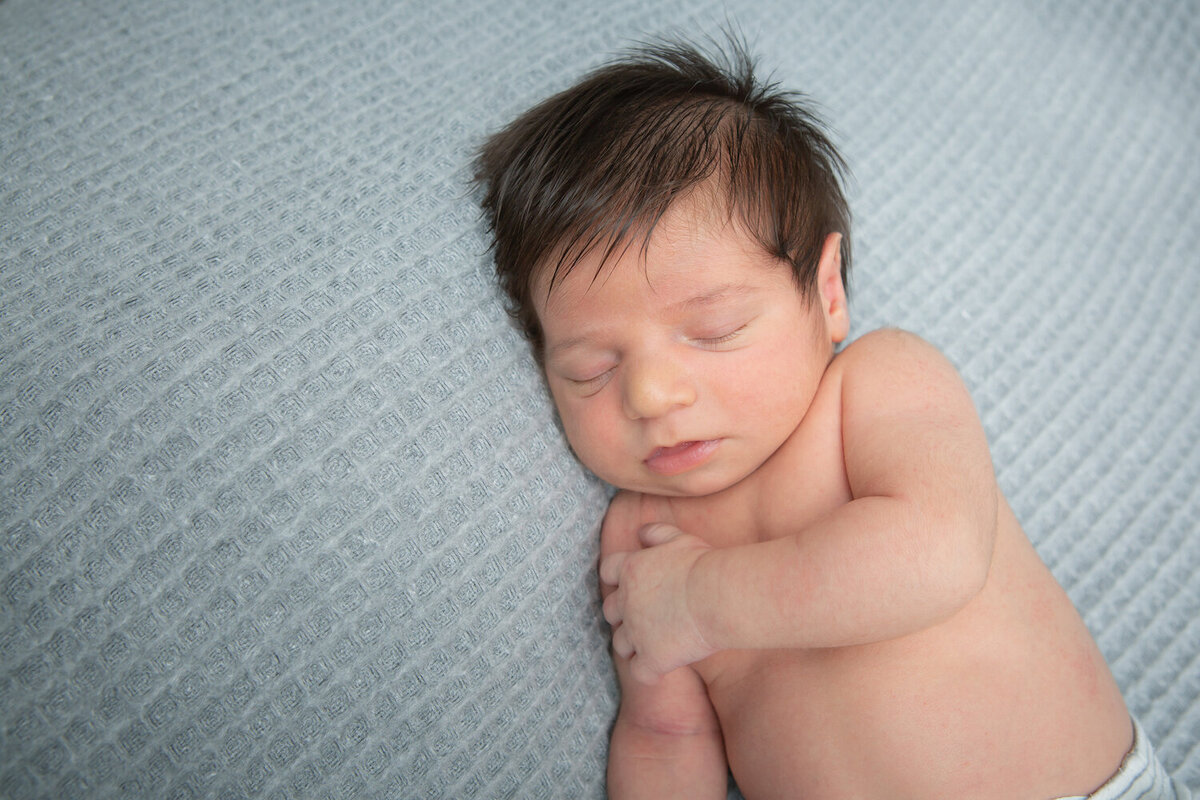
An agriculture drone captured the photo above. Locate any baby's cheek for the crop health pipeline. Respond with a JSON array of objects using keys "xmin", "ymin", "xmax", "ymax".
[
  {"xmin": 559, "ymin": 407, "xmax": 616, "ymax": 471},
  {"xmin": 586, "ymin": 418, "xmax": 627, "ymax": 469}
]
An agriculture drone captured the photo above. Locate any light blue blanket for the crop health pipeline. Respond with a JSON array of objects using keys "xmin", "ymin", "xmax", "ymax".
[{"xmin": 1, "ymin": 1, "xmax": 1197, "ymax": 797}]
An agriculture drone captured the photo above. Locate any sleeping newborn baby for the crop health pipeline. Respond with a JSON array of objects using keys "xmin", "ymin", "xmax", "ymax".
[{"xmin": 474, "ymin": 37, "xmax": 1188, "ymax": 800}]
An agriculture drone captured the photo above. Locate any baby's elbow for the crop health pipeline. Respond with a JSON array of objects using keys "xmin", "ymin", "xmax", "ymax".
[
  {"xmin": 939, "ymin": 504, "xmax": 997, "ymax": 613},
  {"xmin": 952, "ymin": 537, "xmax": 992, "ymax": 609}
]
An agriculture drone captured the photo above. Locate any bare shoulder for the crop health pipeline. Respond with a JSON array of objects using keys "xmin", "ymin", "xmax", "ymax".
[
  {"xmin": 835, "ymin": 327, "xmax": 961, "ymax": 378},
  {"xmin": 832, "ymin": 328, "xmax": 994, "ymax": 504},
  {"xmin": 832, "ymin": 328, "xmax": 976, "ymax": 418}
]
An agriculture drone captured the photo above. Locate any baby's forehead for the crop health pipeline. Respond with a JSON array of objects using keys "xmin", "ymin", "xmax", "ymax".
[
  {"xmin": 535, "ymin": 221, "xmax": 799, "ymax": 332},
  {"xmin": 534, "ymin": 187, "xmax": 753, "ymax": 302}
]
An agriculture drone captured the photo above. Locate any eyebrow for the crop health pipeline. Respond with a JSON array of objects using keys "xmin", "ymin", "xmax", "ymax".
[
  {"xmin": 545, "ymin": 283, "xmax": 761, "ymax": 359},
  {"xmin": 667, "ymin": 282, "xmax": 759, "ymax": 312},
  {"xmin": 545, "ymin": 335, "xmax": 591, "ymax": 359}
]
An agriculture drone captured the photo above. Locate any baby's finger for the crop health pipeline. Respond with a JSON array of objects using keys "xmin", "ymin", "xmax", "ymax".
[
  {"xmin": 611, "ymin": 625, "xmax": 635, "ymax": 659},
  {"xmin": 599, "ymin": 552, "xmax": 627, "ymax": 586},
  {"xmin": 602, "ymin": 592, "xmax": 623, "ymax": 626},
  {"xmin": 639, "ymin": 522, "xmax": 684, "ymax": 547}
]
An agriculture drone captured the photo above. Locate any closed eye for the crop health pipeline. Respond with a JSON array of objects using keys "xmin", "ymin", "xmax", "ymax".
[
  {"xmin": 694, "ymin": 325, "xmax": 747, "ymax": 348},
  {"xmin": 567, "ymin": 367, "xmax": 615, "ymax": 394}
]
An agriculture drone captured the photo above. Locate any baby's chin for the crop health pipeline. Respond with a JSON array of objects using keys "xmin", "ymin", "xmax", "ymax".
[{"xmin": 607, "ymin": 465, "xmax": 753, "ymax": 499}]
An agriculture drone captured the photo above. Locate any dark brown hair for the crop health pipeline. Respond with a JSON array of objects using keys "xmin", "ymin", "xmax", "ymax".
[{"xmin": 474, "ymin": 36, "xmax": 851, "ymax": 360}]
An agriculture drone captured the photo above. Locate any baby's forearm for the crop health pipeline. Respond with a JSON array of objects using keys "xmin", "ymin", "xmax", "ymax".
[{"xmin": 687, "ymin": 495, "xmax": 994, "ymax": 651}]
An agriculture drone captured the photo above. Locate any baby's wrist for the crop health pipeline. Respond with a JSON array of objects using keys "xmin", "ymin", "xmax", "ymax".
[{"xmin": 685, "ymin": 549, "xmax": 724, "ymax": 655}]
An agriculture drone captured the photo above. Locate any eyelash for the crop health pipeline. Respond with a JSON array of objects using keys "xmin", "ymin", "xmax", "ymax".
[
  {"xmin": 695, "ymin": 325, "xmax": 746, "ymax": 347},
  {"xmin": 569, "ymin": 368, "xmax": 614, "ymax": 390}
]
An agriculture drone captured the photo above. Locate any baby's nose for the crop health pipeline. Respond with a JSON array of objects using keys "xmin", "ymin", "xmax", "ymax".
[{"xmin": 621, "ymin": 357, "xmax": 696, "ymax": 420}]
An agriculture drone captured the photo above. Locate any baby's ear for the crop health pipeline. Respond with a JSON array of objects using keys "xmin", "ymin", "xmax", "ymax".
[{"xmin": 817, "ymin": 232, "xmax": 849, "ymax": 343}]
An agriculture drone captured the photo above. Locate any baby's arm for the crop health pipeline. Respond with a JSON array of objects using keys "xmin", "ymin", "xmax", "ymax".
[
  {"xmin": 603, "ymin": 330, "xmax": 999, "ymax": 680},
  {"xmin": 601, "ymin": 492, "xmax": 727, "ymax": 799}
]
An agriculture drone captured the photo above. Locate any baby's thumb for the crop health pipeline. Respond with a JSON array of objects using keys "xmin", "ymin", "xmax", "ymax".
[{"xmin": 639, "ymin": 522, "xmax": 683, "ymax": 547}]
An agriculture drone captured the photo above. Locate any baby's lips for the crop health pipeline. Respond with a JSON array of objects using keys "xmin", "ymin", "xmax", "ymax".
[
  {"xmin": 648, "ymin": 441, "xmax": 688, "ymax": 459},
  {"xmin": 644, "ymin": 439, "xmax": 720, "ymax": 475}
]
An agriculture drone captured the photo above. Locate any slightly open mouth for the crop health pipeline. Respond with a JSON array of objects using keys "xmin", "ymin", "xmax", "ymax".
[{"xmin": 644, "ymin": 439, "xmax": 720, "ymax": 476}]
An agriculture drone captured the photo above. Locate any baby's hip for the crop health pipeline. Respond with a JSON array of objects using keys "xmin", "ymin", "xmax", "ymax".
[
  {"xmin": 1054, "ymin": 718, "xmax": 1190, "ymax": 800},
  {"xmin": 704, "ymin": 640, "xmax": 1131, "ymax": 799}
]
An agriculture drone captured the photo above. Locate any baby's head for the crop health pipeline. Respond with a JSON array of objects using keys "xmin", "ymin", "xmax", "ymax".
[{"xmin": 474, "ymin": 37, "xmax": 852, "ymax": 365}]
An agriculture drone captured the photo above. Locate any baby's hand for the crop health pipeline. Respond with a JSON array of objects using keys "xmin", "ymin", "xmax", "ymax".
[{"xmin": 599, "ymin": 523, "xmax": 717, "ymax": 684}]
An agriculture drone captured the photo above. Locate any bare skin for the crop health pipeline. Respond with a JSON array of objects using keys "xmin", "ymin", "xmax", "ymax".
[
  {"xmin": 536, "ymin": 189, "xmax": 1132, "ymax": 799},
  {"xmin": 599, "ymin": 366, "xmax": 1131, "ymax": 799}
]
